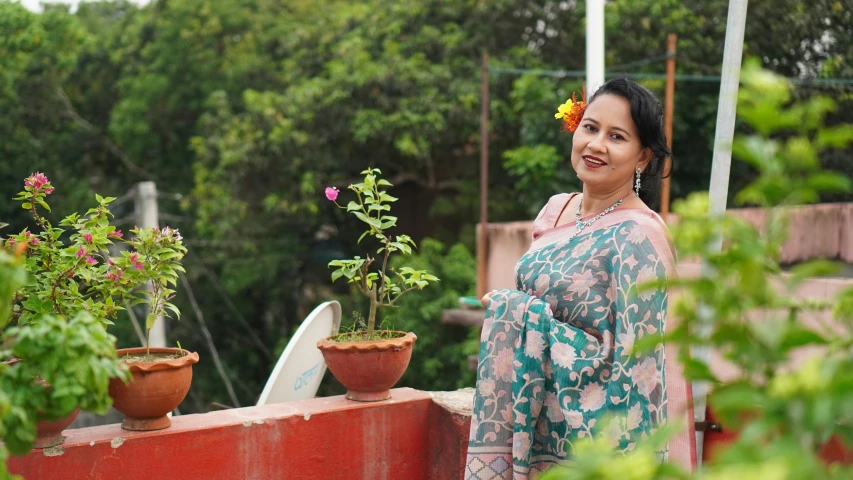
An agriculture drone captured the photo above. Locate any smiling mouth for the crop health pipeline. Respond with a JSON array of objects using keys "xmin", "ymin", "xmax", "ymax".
[{"xmin": 583, "ymin": 155, "xmax": 607, "ymax": 166}]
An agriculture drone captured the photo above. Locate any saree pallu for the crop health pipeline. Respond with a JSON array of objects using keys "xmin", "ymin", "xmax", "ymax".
[{"xmin": 466, "ymin": 196, "xmax": 695, "ymax": 479}]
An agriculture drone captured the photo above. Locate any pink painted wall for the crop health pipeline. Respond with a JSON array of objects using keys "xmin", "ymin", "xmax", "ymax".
[{"xmin": 484, "ymin": 203, "xmax": 853, "ymax": 292}]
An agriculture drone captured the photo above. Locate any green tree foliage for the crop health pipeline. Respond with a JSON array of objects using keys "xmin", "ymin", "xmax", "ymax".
[
  {"xmin": 389, "ymin": 239, "xmax": 478, "ymax": 391},
  {"xmin": 1, "ymin": 0, "xmax": 852, "ymax": 409}
]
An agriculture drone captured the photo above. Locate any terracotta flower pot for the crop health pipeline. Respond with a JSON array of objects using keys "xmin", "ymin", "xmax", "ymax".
[
  {"xmin": 109, "ymin": 347, "xmax": 199, "ymax": 431},
  {"xmin": 3, "ymin": 358, "xmax": 81, "ymax": 449},
  {"xmin": 316, "ymin": 331, "xmax": 416, "ymax": 402},
  {"xmin": 34, "ymin": 408, "xmax": 80, "ymax": 449}
]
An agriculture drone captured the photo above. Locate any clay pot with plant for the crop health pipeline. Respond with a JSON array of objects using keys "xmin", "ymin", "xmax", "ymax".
[
  {"xmin": 318, "ymin": 168, "xmax": 438, "ymax": 402},
  {"xmin": 105, "ymin": 225, "xmax": 195, "ymax": 431},
  {"xmin": 4, "ymin": 173, "xmax": 196, "ymax": 435}
]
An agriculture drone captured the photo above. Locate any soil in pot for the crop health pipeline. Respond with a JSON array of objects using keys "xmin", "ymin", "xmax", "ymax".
[
  {"xmin": 109, "ymin": 347, "xmax": 199, "ymax": 431},
  {"xmin": 317, "ymin": 331, "xmax": 416, "ymax": 402}
]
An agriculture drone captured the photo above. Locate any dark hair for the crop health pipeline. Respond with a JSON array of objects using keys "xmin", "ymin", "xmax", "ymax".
[{"xmin": 588, "ymin": 78, "xmax": 671, "ymax": 206}]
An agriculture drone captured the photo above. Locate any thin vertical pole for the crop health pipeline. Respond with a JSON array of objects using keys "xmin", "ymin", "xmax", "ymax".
[
  {"xmin": 693, "ymin": 0, "xmax": 749, "ymax": 464},
  {"xmin": 661, "ymin": 34, "xmax": 677, "ymax": 220},
  {"xmin": 477, "ymin": 52, "xmax": 490, "ymax": 299},
  {"xmin": 135, "ymin": 181, "xmax": 166, "ymax": 348},
  {"xmin": 585, "ymin": 0, "xmax": 606, "ymax": 96}
]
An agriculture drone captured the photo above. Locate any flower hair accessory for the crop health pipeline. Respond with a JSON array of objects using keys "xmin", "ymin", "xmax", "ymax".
[{"xmin": 554, "ymin": 85, "xmax": 587, "ymax": 132}]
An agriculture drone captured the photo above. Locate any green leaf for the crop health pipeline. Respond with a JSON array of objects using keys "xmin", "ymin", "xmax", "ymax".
[
  {"xmin": 145, "ymin": 313, "xmax": 157, "ymax": 329},
  {"xmin": 21, "ymin": 202, "xmax": 32, "ymax": 209},
  {"xmin": 35, "ymin": 199, "xmax": 51, "ymax": 212},
  {"xmin": 779, "ymin": 325, "xmax": 827, "ymax": 351},
  {"xmin": 331, "ymin": 269, "xmax": 344, "ymax": 282}
]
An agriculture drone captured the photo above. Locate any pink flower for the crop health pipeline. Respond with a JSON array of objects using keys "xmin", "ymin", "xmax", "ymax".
[
  {"xmin": 82, "ymin": 233, "xmax": 93, "ymax": 243},
  {"xmin": 512, "ymin": 432, "xmax": 531, "ymax": 460},
  {"xmin": 603, "ymin": 417, "xmax": 624, "ymax": 448},
  {"xmin": 7, "ymin": 239, "xmax": 16, "ymax": 247},
  {"xmin": 567, "ymin": 270, "xmax": 597, "ymax": 298},
  {"xmin": 534, "ymin": 274, "xmax": 551, "ymax": 297},
  {"xmin": 24, "ymin": 173, "xmax": 54, "ymax": 195},
  {"xmin": 579, "ymin": 382, "xmax": 607, "ymax": 412},
  {"xmin": 551, "ymin": 343, "xmax": 577, "ymax": 369},
  {"xmin": 67, "ymin": 271, "xmax": 74, "ymax": 279},
  {"xmin": 632, "ymin": 357, "xmax": 660, "ymax": 398},
  {"xmin": 566, "ymin": 409, "xmax": 584, "ymax": 429},
  {"xmin": 24, "ymin": 172, "xmax": 49, "ymax": 189},
  {"xmin": 107, "ymin": 259, "xmax": 115, "ymax": 266},
  {"xmin": 478, "ymin": 378, "xmax": 496, "ymax": 397},
  {"xmin": 105, "ymin": 269, "xmax": 124, "ymax": 281},
  {"xmin": 108, "ymin": 230, "xmax": 123, "ymax": 239},
  {"xmin": 129, "ymin": 252, "xmax": 139, "ymax": 263},
  {"xmin": 524, "ymin": 330, "xmax": 546, "ymax": 360},
  {"xmin": 571, "ymin": 237, "xmax": 595, "ymax": 258},
  {"xmin": 625, "ymin": 225, "xmax": 647, "ymax": 244},
  {"xmin": 544, "ymin": 392, "xmax": 565, "ymax": 423},
  {"xmin": 24, "ymin": 232, "xmax": 39, "ymax": 247},
  {"xmin": 491, "ymin": 347, "xmax": 515, "ymax": 382},
  {"xmin": 324, "ymin": 187, "xmax": 339, "ymax": 201},
  {"xmin": 627, "ymin": 402, "xmax": 642, "ymax": 430},
  {"xmin": 636, "ymin": 265, "xmax": 658, "ymax": 301},
  {"xmin": 85, "ymin": 256, "xmax": 97, "ymax": 265},
  {"xmin": 75, "ymin": 246, "xmax": 86, "ymax": 257},
  {"xmin": 134, "ymin": 262, "xmax": 144, "ymax": 271}
]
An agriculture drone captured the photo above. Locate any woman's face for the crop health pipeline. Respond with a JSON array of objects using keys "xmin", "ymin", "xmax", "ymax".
[{"xmin": 570, "ymin": 93, "xmax": 651, "ymax": 195}]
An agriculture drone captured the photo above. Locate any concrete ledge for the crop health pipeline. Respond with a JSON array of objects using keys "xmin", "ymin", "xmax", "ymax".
[{"xmin": 9, "ymin": 388, "xmax": 473, "ymax": 480}]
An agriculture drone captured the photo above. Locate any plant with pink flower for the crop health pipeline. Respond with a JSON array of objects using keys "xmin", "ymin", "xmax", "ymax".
[
  {"xmin": 324, "ymin": 168, "xmax": 439, "ymax": 340},
  {"xmin": 4, "ymin": 173, "xmax": 187, "ymax": 355}
]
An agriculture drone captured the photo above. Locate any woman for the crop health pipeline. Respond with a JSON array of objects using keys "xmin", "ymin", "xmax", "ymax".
[{"xmin": 465, "ymin": 79, "xmax": 690, "ymax": 479}]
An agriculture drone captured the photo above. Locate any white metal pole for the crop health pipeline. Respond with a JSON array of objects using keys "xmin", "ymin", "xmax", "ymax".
[
  {"xmin": 586, "ymin": 0, "xmax": 605, "ymax": 98},
  {"xmin": 693, "ymin": 0, "xmax": 749, "ymax": 464},
  {"xmin": 135, "ymin": 181, "xmax": 166, "ymax": 348}
]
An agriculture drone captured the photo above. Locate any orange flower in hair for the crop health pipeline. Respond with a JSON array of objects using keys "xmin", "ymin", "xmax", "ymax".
[{"xmin": 554, "ymin": 85, "xmax": 587, "ymax": 132}]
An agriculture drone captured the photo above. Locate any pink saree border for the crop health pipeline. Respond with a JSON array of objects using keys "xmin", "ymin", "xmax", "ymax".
[{"xmin": 528, "ymin": 193, "xmax": 677, "ymax": 278}]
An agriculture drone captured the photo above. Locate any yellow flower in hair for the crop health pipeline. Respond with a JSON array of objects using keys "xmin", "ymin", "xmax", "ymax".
[
  {"xmin": 554, "ymin": 100, "xmax": 574, "ymax": 119},
  {"xmin": 554, "ymin": 86, "xmax": 587, "ymax": 132}
]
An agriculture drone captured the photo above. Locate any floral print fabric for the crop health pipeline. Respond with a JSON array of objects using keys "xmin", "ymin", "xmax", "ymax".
[{"xmin": 466, "ymin": 209, "xmax": 670, "ymax": 479}]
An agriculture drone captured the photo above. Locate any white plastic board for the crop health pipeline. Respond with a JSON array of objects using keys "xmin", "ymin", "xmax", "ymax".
[{"xmin": 256, "ymin": 301, "xmax": 341, "ymax": 406}]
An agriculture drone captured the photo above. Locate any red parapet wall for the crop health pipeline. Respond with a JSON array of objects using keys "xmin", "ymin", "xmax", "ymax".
[{"xmin": 9, "ymin": 388, "xmax": 473, "ymax": 480}]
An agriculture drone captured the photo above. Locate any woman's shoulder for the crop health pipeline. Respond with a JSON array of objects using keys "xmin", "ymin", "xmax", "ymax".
[
  {"xmin": 618, "ymin": 208, "xmax": 676, "ymax": 270},
  {"xmin": 532, "ymin": 193, "xmax": 578, "ymax": 240},
  {"xmin": 623, "ymin": 207, "xmax": 669, "ymax": 234}
]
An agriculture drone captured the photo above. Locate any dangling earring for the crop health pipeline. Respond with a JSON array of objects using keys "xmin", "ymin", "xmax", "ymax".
[{"xmin": 634, "ymin": 167, "xmax": 642, "ymax": 197}]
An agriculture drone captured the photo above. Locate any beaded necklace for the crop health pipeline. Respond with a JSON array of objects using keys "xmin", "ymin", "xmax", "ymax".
[{"xmin": 567, "ymin": 194, "xmax": 626, "ymax": 243}]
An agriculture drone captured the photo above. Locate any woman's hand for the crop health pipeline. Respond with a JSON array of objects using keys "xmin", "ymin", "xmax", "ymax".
[{"xmin": 480, "ymin": 290, "xmax": 497, "ymax": 307}]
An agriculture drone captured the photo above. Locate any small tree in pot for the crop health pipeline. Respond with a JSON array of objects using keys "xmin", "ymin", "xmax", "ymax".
[{"xmin": 318, "ymin": 168, "xmax": 439, "ymax": 401}]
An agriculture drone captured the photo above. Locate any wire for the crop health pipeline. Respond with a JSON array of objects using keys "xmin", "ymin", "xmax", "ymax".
[
  {"xmin": 607, "ymin": 53, "xmax": 673, "ymax": 72},
  {"xmin": 180, "ymin": 274, "xmax": 242, "ymax": 408},
  {"xmin": 489, "ymin": 65, "xmax": 853, "ymax": 85},
  {"xmin": 187, "ymin": 250, "xmax": 275, "ymax": 361}
]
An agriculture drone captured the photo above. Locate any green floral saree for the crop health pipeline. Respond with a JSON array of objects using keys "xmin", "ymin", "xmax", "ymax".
[{"xmin": 465, "ymin": 193, "xmax": 695, "ymax": 479}]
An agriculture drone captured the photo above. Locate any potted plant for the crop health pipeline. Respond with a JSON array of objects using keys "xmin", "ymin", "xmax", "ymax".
[
  {"xmin": 6, "ymin": 173, "xmax": 196, "ymax": 433},
  {"xmin": 106, "ymin": 224, "xmax": 195, "ymax": 431},
  {"xmin": 1, "ymin": 175, "xmax": 126, "ymax": 458},
  {"xmin": 318, "ymin": 168, "xmax": 439, "ymax": 401}
]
